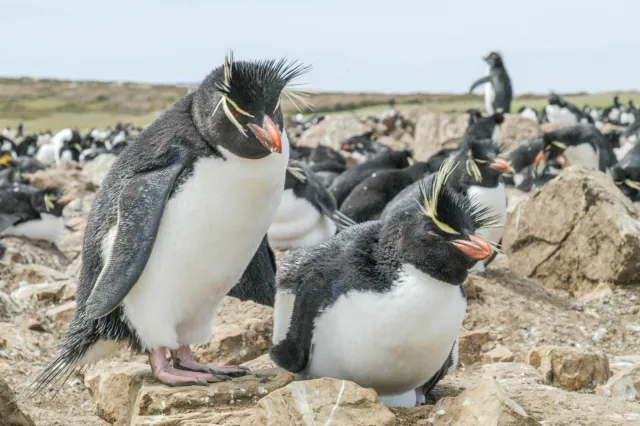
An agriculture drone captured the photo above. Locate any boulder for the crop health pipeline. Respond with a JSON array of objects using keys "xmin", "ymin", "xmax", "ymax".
[
  {"xmin": 84, "ymin": 362, "xmax": 150, "ymax": 426},
  {"xmin": 241, "ymin": 354, "xmax": 277, "ymax": 371},
  {"xmin": 254, "ymin": 378, "xmax": 396, "ymax": 426},
  {"xmin": 130, "ymin": 368, "xmax": 293, "ymax": 425},
  {"xmin": 412, "ymin": 111, "xmax": 467, "ymax": 160},
  {"xmin": 499, "ymin": 114, "xmax": 542, "ymax": 153},
  {"xmin": 432, "ymin": 379, "xmax": 539, "ymax": 426},
  {"xmin": 528, "ymin": 346, "xmax": 610, "ymax": 391},
  {"xmin": 296, "ymin": 116, "xmax": 371, "ymax": 150},
  {"xmin": 458, "ymin": 328, "xmax": 493, "ymax": 365},
  {"xmin": 0, "ymin": 237, "xmax": 70, "ymax": 271},
  {"xmin": 0, "ymin": 377, "xmax": 34, "ymax": 426},
  {"xmin": 194, "ymin": 297, "xmax": 273, "ymax": 366},
  {"xmin": 503, "ymin": 167, "xmax": 640, "ymax": 295},
  {"xmin": 596, "ymin": 363, "xmax": 640, "ymax": 401},
  {"xmin": 83, "ymin": 154, "xmax": 117, "ymax": 187}
]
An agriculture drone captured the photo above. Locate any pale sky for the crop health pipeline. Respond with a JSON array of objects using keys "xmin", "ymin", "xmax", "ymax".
[{"xmin": 2, "ymin": 0, "xmax": 638, "ymax": 94}]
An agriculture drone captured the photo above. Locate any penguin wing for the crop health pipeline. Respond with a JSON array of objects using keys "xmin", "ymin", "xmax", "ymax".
[
  {"xmin": 0, "ymin": 213, "xmax": 28, "ymax": 231},
  {"xmin": 84, "ymin": 157, "xmax": 189, "ymax": 320},
  {"xmin": 228, "ymin": 235, "xmax": 277, "ymax": 307},
  {"xmin": 469, "ymin": 76, "xmax": 491, "ymax": 93}
]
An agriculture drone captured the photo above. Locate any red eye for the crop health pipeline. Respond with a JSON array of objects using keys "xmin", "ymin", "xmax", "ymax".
[{"xmin": 231, "ymin": 112, "xmax": 239, "ymax": 118}]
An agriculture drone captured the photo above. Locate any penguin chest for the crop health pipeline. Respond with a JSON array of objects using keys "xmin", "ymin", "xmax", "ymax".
[
  {"xmin": 564, "ymin": 144, "xmax": 599, "ymax": 170},
  {"xmin": 306, "ymin": 264, "xmax": 466, "ymax": 395},
  {"xmin": 467, "ymin": 182, "xmax": 506, "ymax": 245},
  {"xmin": 484, "ymin": 81, "xmax": 496, "ymax": 114},
  {"xmin": 2, "ymin": 213, "xmax": 64, "ymax": 243},
  {"xmin": 267, "ymin": 190, "xmax": 336, "ymax": 249},
  {"xmin": 121, "ymin": 147, "xmax": 288, "ymax": 348}
]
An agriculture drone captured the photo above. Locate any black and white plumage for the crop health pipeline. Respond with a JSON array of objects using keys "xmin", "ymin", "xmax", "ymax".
[
  {"xmin": 339, "ymin": 161, "xmax": 432, "ymax": 223},
  {"xmin": 543, "ymin": 93, "xmax": 593, "ymax": 127},
  {"xmin": 536, "ymin": 124, "xmax": 616, "ymax": 173},
  {"xmin": 611, "ymin": 143, "xmax": 640, "ymax": 203},
  {"xmin": 0, "ymin": 186, "xmax": 72, "ymax": 243},
  {"xmin": 329, "ymin": 150, "xmax": 413, "ymax": 208},
  {"xmin": 28, "ymin": 54, "xmax": 310, "ymax": 395},
  {"xmin": 341, "ymin": 131, "xmax": 391, "ymax": 164},
  {"xmin": 463, "ymin": 111, "xmax": 504, "ymax": 146},
  {"xmin": 227, "ymin": 235, "xmax": 277, "ymax": 307},
  {"xmin": 267, "ymin": 161, "xmax": 339, "ymax": 249},
  {"xmin": 518, "ymin": 106, "xmax": 539, "ymax": 123},
  {"xmin": 504, "ymin": 137, "xmax": 560, "ymax": 192},
  {"xmin": 270, "ymin": 159, "xmax": 496, "ymax": 408},
  {"xmin": 469, "ymin": 52, "xmax": 513, "ymax": 114}
]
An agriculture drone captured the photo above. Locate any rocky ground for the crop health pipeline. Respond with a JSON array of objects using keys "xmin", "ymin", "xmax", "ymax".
[{"xmin": 1, "ymin": 111, "xmax": 640, "ymax": 426}]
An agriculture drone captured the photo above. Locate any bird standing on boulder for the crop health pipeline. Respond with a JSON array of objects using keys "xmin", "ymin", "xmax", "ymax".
[
  {"xmin": 469, "ymin": 52, "xmax": 513, "ymax": 114},
  {"xmin": 28, "ymin": 54, "xmax": 310, "ymax": 393}
]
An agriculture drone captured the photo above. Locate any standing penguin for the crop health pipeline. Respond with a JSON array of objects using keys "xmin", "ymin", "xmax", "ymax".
[
  {"xmin": 469, "ymin": 52, "xmax": 513, "ymax": 114},
  {"xmin": 28, "ymin": 54, "xmax": 309, "ymax": 394},
  {"xmin": 270, "ymin": 160, "xmax": 497, "ymax": 408}
]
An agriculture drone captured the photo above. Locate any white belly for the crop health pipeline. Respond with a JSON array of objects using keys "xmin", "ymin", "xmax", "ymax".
[
  {"xmin": 35, "ymin": 144, "xmax": 58, "ymax": 166},
  {"xmin": 121, "ymin": 142, "xmax": 289, "ymax": 351},
  {"xmin": 484, "ymin": 82, "xmax": 496, "ymax": 114},
  {"xmin": 545, "ymin": 106, "xmax": 578, "ymax": 127},
  {"xmin": 520, "ymin": 108, "xmax": 538, "ymax": 122},
  {"xmin": 267, "ymin": 190, "xmax": 336, "ymax": 249},
  {"xmin": 467, "ymin": 182, "xmax": 506, "ymax": 245},
  {"xmin": 2, "ymin": 213, "xmax": 64, "ymax": 243},
  {"xmin": 302, "ymin": 263, "xmax": 466, "ymax": 396},
  {"xmin": 564, "ymin": 143, "xmax": 599, "ymax": 170}
]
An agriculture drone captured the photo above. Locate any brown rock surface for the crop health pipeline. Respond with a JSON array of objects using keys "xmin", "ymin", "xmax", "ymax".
[
  {"xmin": 482, "ymin": 345, "xmax": 515, "ymax": 363},
  {"xmin": 296, "ymin": 116, "xmax": 371, "ymax": 150},
  {"xmin": 528, "ymin": 345, "xmax": 610, "ymax": 391},
  {"xmin": 499, "ymin": 114, "xmax": 542, "ymax": 153},
  {"xmin": 433, "ymin": 379, "xmax": 539, "ymax": 426},
  {"xmin": 503, "ymin": 167, "xmax": 640, "ymax": 295},
  {"xmin": 29, "ymin": 162, "xmax": 95, "ymax": 198},
  {"xmin": 0, "ymin": 377, "xmax": 35, "ymax": 426},
  {"xmin": 194, "ymin": 297, "xmax": 273, "ymax": 366},
  {"xmin": 254, "ymin": 378, "xmax": 396, "ymax": 426},
  {"xmin": 596, "ymin": 363, "xmax": 640, "ymax": 401},
  {"xmin": 412, "ymin": 111, "xmax": 467, "ymax": 160},
  {"xmin": 458, "ymin": 328, "xmax": 493, "ymax": 365}
]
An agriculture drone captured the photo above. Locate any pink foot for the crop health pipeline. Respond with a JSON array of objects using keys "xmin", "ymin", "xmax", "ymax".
[
  {"xmin": 170, "ymin": 345, "xmax": 250, "ymax": 378},
  {"xmin": 149, "ymin": 347, "xmax": 227, "ymax": 386}
]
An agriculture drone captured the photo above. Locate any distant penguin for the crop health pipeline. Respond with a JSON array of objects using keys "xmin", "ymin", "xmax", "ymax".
[
  {"xmin": 536, "ymin": 124, "xmax": 616, "ymax": 173},
  {"xmin": 341, "ymin": 131, "xmax": 390, "ymax": 164},
  {"xmin": 28, "ymin": 55, "xmax": 308, "ymax": 394},
  {"xmin": 339, "ymin": 161, "xmax": 432, "ymax": 223},
  {"xmin": 329, "ymin": 150, "xmax": 413, "ymax": 207},
  {"xmin": 268, "ymin": 161, "xmax": 338, "ymax": 249},
  {"xmin": 506, "ymin": 137, "xmax": 554, "ymax": 191},
  {"xmin": 518, "ymin": 106, "xmax": 539, "ymax": 123},
  {"xmin": 15, "ymin": 135, "xmax": 38, "ymax": 157},
  {"xmin": 270, "ymin": 160, "xmax": 495, "ymax": 408},
  {"xmin": 36, "ymin": 128, "xmax": 73, "ymax": 166},
  {"xmin": 0, "ymin": 136, "xmax": 17, "ymax": 157},
  {"xmin": 544, "ymin": 93, "xmax": 592, "ymax": 127},
  {"xmin": 611, "ymin": 142, "xmax": 640, "ymax": 203},
  {"xmin": 0, "ymin": 187, "xmax": 72, "ymax": 243},
  {"xmin": 603, "ymin": 96, "xmax": 622, "ymax": 124},
  {"xmin": 463, "ymin": 111, "xmax": 504, "ymax": 146},
  {"xmin": 469, "ymin": 52, "xmax": 513, "ymax": 114}
]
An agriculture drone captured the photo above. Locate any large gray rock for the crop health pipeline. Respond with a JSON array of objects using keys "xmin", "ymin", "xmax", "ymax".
[
  {"xmin": 503, "ymin": 167, "xmax": 640, "ymax": 295},
  {"xmin": 412, "ymin": 111, "xmax": 467, "ymax": 160},
  {"xmin": 296, "ymin": 116, "xmax": 371, "ymax": 150}
]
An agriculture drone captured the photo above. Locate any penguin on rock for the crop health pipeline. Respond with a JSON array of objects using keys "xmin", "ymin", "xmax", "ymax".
[
  {"xmin": 28, "ymin": 54, "xmax": 310, "ymax": 394},
  {"xmin": 270, "ymin": 159, "xmax": 497, "ymax": 408}
]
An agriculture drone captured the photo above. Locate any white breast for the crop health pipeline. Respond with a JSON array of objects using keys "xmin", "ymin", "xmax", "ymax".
[
  {"xmin": 564, "ymin": 143, "xmax": 599, "ymax": 170},
  {"xmin": 302, "ymin": 263, "xmax": 466, "ymax": 399},
  {"xmin": 35, "ymin": 144, "xmax": 58, "ymax": 166},
  {"xmin": 466, "ymin": 182, "xmax": 506, "ymax": 246},
  {"xmin": 545, "ymin": 105, "xmax": 578, "ymax": 127},
  {"xmin": 484, "ymin": 82, "xmax": 496, "ymax": 114},
  {"xmin": 121, "ymin": 139, "xmax": 289, "ymax": 351},
  {"xmin": 2, "ymin": 213, "xmax": 64, "ymax": 243},
  {"xmin": 267, "ymin": 190, "xmax": 336, "ymax": 249},
  {"xmin": 520, "ymin": 108, "xmax": 538, "ymax": 123}
]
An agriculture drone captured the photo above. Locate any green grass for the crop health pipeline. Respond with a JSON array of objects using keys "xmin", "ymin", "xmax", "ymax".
[{"xmin": 1, "ymin": 77, "xmax": 638, "ymax": 132}]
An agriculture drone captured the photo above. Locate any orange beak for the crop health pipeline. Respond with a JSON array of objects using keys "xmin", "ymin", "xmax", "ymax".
[
  {"xmin": 247, "ymin": 116, "xmax": 282, "ymax": 154},
  {"xmin": 452, "ymin": 235, "xmax": 492, "ymax": 261},
  {"xmin": 489, "ymin": 159, "xmax": 513, "ymax": 174},
  {"xmin": 58, "ymin": 196, "xmax": 73, "ymax": 206}
]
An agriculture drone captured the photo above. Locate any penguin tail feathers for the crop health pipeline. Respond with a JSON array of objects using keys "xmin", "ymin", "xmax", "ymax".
[
  {"xmin": 269, "ymin": 337, "xmax": 307, "ymax": 374},
  {"xmin": 20, "ymin": 348, "xmax": 86, "ymax": 403}
]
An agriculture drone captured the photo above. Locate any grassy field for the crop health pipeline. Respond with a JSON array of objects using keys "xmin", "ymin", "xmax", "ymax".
[{"xmin": 2, "ymin": 77, "xmax": 639, "ymax": 132}]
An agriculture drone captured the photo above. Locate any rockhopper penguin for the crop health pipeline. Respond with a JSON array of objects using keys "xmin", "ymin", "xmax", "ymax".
[
  {"xmin": 28, "ymin": 54, "xmax": 310, "ymax": 394},
  {"xmin": 270, "ymin": 159, "xmax": 497, "ymax": 408},
  {"xmin": 469, "ymin": 52, "xmax": 513, "ymax": 114}
]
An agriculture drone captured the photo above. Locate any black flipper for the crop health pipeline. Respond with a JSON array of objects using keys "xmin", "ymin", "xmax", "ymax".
[
  {"xmin": 228, "ymin": 235, "xmax": 277, "ymax": 307},
  {"xmin": 270, "ymin": 280, "xmax": 326, "ymax": 373},
  {"xmin": 0, "ymin": 214, "xmax": 25, "ymax": 232},
  {"xmin": 84, "ymin": 159, "xmax": 189, "ymax": 320},
  {"xmin": 469, "ymin": 76, "xmax": 491, "ymax": 93}
]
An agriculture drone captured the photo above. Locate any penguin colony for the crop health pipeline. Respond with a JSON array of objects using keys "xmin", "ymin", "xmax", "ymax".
[{"xmin": 0, "ymin": 51, "xmax": 638, "ymax": 409}]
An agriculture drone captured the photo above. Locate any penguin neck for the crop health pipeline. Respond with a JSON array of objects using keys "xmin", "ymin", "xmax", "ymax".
[
  {"xmin": 460, "ymin": 165, "xmax": 502, "ymax": 188},
  {"xmin": 564, "ymin": 143, "xmax": 599, "ymax": 169}
]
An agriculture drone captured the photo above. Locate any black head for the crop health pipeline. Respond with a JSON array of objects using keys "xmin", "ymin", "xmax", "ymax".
[
  {"xmin": 30, "ymin": 188, "xmax": 73, "ymax": 217},
  {"xmin": 546, "ymin": 93, "xmax": 564, "ymax": 106},
  {"xmin": 342, "ymin": 131, "xmax": 377, "ymax": 153},
  {"xmin": 604, "ymin": 131, "xmax": 621, "ymax": 149},
  {"xmin": 483, "ymin": 51, "xmax": 504, "ymax": 68},
  {"xmin": 193, "ymin": 53, "xmax": 311, "ymax": 159},
  {"xmin": 309, "ymin": 145, "xmax": 345, "ymax": 166},
  {"xmin": 463, "ymin": 138, "xmax": 512, "ymax": 187},
  {"xmin": 508, "ymin": 137, "xmax": 544, "ymax": 173},
  {"xmin": 285, "ymin": 160, "xmax": 337, "ymax": 217},
  {"xmin": 611, "ymin": 165, "xmax": 640, "ymax": 199},
  {"xmin": 467, "ymin": 109, "xmax": 483, "ymax": 127},
  {"xmin": 382, "ymin": 159, "xmax": 497, "ymax": 285},
  {"xmin": 535, "ymin": 134, "xmax": 571, "ymax": 175}
]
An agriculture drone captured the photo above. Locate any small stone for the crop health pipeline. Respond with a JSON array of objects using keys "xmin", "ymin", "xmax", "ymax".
[
  {"xmin": 581, "ymin": 282, "xmax": 614, "ymax": 303},
  {"xmin": 481, "ymin": 345, "xmax": 515, "ymax": 364},
  {"xmin": 254, "ymin": 378, "xmax": 396, "ymax": 426},
  {"xmin": 12, "ymin": 281, "xmax": 67, "ymax": 301},
  {"xmin": 596, "ymin": 363, "xmax": 640, "ymax": 401},
  {"xmin": 45, "ymin": 300, "xmax": 77, "ymax": 323},
  {"xmin": 241, "ymin": 353, "xmax": 277, "ymax": 371},
  {"xmin": 459, "ymin": 328, "xmax": 493, "ymax": 365},
  {"xmin": 0, "ymin": 376, "xmax": 35, "ymax": 426},
  {"xmin": 528, "ymin": 345, "xmax": 610, "ymax": 391}
]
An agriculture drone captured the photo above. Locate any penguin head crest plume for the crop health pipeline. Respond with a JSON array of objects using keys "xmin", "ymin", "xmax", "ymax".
[
  {"xmin": 209, "ymin": 51, "xmax": 313, "ymax": 137},
  {"xmin": 418, "ymin": 157, "xmax": 500, "ymax": 238}
]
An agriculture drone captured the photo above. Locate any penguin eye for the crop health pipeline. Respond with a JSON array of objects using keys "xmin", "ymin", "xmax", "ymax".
[{"xmin": 231, "ymin": 111, "xmax": 239, "ymax": 118}]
